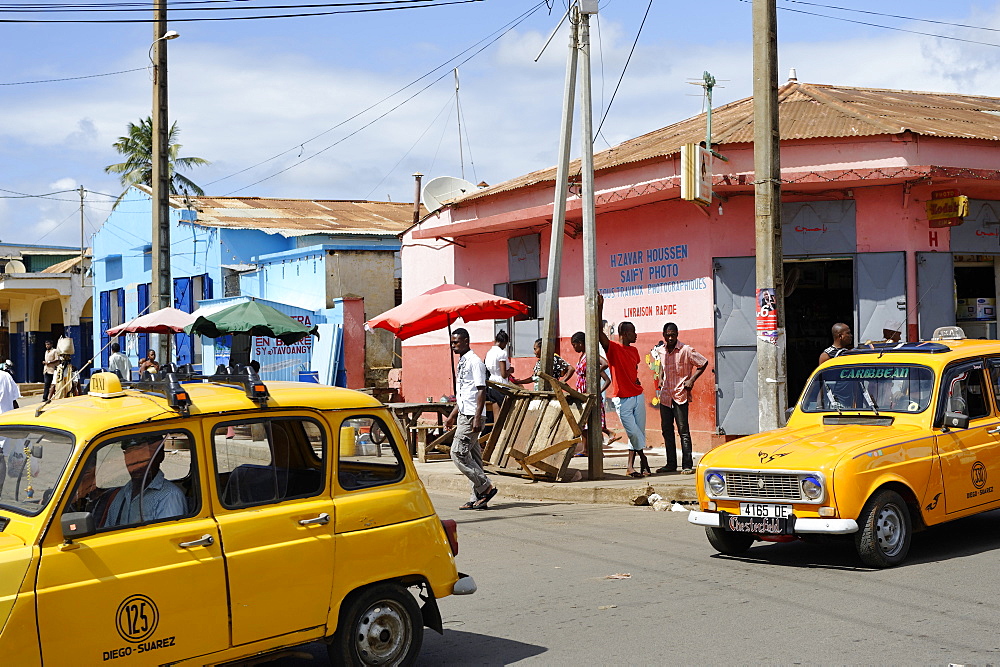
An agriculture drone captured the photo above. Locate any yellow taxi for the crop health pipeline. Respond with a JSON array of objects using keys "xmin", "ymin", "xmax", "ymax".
[
  {"xmin": 0, "ymin": 368, "xmax": 474, "ymax": 665},
  {"xmin": 689, "ymin": 327, "xmax": 1000, "ymax": 567}
]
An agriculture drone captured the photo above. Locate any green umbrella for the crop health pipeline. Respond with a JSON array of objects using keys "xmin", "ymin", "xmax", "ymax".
[{"xmin": 185, "ymin": 300, "xmax": 318, "ymax": 345}]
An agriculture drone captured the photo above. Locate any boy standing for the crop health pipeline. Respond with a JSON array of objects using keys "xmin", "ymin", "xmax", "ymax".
[{"xmin": 597, "ymin": 294, "xmax": 650, "ymax": 478}]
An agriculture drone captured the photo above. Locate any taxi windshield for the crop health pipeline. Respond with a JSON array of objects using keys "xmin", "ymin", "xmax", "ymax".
[
  {"xmin": 0, "ymin": 428, "xmax": 75, "ymax": 516},
  {"xmin": 801, "ymin": 364, "xmax": 935, "ymax": 414}
]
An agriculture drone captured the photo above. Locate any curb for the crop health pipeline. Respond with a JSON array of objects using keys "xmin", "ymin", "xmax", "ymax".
[{"xmin": 416, "ymin": 468, "xmax": 698, "ymax": 505}]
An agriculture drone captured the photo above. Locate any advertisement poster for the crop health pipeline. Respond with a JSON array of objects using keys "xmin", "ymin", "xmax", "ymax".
[{"xmin": 756, "ymin": 287, "xmax": 778, "ymax": 344}]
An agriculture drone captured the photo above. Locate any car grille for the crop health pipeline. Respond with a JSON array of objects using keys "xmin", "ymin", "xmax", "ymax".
[{"xmin": 725, "ymin": 472, "xmax": 802, "ymax": 500}]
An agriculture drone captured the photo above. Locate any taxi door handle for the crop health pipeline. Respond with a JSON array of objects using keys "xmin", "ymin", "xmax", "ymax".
[
  {"xmin": 298, "ymin": 513, "xmax": 331, "ymax": 526},
  {"xmin": 988, "ymin": 426, "xmax": 1000, "ymax": 435},
  {"xmin": 179, "ymin": 534, "xmax": 215, "ymax": 549}
]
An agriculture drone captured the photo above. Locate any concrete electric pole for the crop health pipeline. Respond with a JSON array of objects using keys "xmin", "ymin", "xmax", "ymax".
[
  {"xmin": 752, "ymin": 0, "xmax": 787, "ymax": 430},
  {"xmin": 151, "ymin": 3, "xmax": 175, "ymax": 364}
]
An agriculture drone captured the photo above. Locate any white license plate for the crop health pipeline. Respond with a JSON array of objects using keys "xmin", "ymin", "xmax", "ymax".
[{"xmin": 739, "ymin": 503, "xmax": 792, "ymax": 518}]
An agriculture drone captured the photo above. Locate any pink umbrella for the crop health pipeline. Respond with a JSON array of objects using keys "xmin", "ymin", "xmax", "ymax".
[
  {"xmin": 366, "ymin": 284, "xmax": 529, "ymax": 340},
  {"xmin": 107, "ymin": 307, "xmax": 196, "ymax": 335}
]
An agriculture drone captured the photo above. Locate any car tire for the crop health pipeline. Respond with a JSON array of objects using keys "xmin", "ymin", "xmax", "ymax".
[
  {"xmin": 855, "ymin": 489, "xmax": 911, "ymax": 568},
  {"xmin": 705, "ymin": 526, "xmax": 755, "ymax": 555},
  {"xmin": 329, "ymin": 583, "xmax": 423, "ymax": 667}
]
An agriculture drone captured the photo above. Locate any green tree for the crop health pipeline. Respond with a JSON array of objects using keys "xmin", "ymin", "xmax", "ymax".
[{"xmin": 104, "ymin": 117, "xmax": 210, "ymax": 207}]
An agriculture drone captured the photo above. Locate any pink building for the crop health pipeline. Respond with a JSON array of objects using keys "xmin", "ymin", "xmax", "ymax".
[{"xmin": 400, "ymin": 81, "xmax": 1000, "ymax": 449}]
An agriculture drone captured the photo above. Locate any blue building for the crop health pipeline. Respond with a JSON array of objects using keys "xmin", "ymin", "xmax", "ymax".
[{"xmin": 92, "ymin": 185, "xmax": 411, "ymax": 385}]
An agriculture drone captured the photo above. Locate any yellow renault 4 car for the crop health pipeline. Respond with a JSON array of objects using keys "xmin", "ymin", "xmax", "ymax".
[
  {"xmin": 689, "ymin": 327, "xmax": 1000, "ymax": 567},
  {"xmin": 0, "ymin": 369, "xmax": 474, "ymax": 665}
]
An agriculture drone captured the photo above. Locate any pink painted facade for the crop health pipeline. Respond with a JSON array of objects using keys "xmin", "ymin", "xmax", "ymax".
[{"xmin": 399, "ymin": 84, "xmax": 1000, "ymax": 450}]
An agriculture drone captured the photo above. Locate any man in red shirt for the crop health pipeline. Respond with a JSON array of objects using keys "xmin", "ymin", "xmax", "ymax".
[
  {"xmin": 654, "ymin": 322, "xmax": 708, "ymax": 474},
  {"xmin": 598, "ymin": 294, "xmax": 650, "ymax": 478}
]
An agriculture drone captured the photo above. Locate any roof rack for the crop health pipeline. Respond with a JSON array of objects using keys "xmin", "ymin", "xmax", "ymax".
[
  {"xmin": 128, "ymin": 365, "xmax": 270, "ymax": 415},
  {"xmin": 841, "ymin": 341, "xmax": 952, "ymax": 356}
]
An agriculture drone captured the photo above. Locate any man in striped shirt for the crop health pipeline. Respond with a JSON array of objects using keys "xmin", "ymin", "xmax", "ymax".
[{"xmin": 655, "ymin": 322, "xmax": 708, "ymax": 474}]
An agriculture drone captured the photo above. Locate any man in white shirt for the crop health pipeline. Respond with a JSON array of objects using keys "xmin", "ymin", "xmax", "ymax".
[
  {"xmin": 108, "ymin": 342, "xmax": 130, "ymax": 380},
  {"xmin": 444, "ymin": 328, "xmax": 498, "ymax": 511},
  {"xmin": 0, "ymin": 363, "xmax": 20, "ymax": 413}
]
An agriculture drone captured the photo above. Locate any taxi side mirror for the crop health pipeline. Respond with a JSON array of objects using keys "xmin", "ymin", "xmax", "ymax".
[
  {"xmin": 61, "ymin": 512, "xmax": 96, "ymax": 541},
  {"xmin": 943, "ymin": 411, "xmax": 969, "ymax": 430}
]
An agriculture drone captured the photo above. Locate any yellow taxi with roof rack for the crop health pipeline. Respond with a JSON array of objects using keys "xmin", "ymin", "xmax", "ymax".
[
  {"xmin": 0, "ymin": 367, "xmax": 474, "ymax": 665},
  {"xmin": 689, "ymin": 326, "xmax": 1000, "ymax": 567}
]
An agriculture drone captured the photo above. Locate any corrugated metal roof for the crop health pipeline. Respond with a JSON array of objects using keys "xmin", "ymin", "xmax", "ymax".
[
  {"xmin": 459, "ymin": 81, "xmax": 1000, "ymax": 203},
  {"xmin": 172, "ymin": 196, "xmax": 423, "ymax": 237},
  {"xmin": 40, "ymin": 254, "xmax": 88, "ymax": 273}
]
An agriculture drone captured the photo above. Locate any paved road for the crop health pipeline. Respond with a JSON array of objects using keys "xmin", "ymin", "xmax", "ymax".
[{"xmin": 271, "ymin": 490, "xmax": 1000, "ymax": 665}]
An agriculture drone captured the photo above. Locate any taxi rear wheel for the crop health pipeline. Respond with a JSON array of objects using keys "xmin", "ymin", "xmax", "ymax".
[
  {"xmin": 855, "ymin": 489, "xmax": 911, "ymax": 568},
  {"xmin": 330, "ymin": 583, "xmax": 423, "ymax": 666},
  {"xmin": 705, "ymin": 526, "xmax": 755, "ymax": 555}
]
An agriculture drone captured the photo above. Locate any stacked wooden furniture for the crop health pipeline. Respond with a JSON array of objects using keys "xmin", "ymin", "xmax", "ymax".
[{"xmin": 483, "ymin": 373, "xmax": 595, "ymax": 482}]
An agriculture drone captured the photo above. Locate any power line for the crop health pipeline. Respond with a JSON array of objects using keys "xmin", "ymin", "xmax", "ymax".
[
  {"xmin": 595, "ymin": 0, "xmax": 652, "ymax": 139},
  {"xmin": 0, "ymin": 0, "xmax": 440, "ymax": 12},
  {"xmin": 781, "ymin": 0, "xmax": 1000, "ymax": 35},
  {"xmin": 0, "ymin": 0, "xmax": 482, "ymax": 22},
  {"xmin": 206, "ymin": 1, "xmax": 548, "ymax": 188},
  {"xmin": 740, "ymin": 0, "xmax": 1000, "ymax": 49},
  {"xmin": 0, "ymin": 66, "xmax": 147, "ymax": 86}
]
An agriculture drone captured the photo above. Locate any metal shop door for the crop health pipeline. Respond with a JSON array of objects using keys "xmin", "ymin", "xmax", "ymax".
[
  {"xmin": 855, "ymin": 252, "xmax": 907, "ymax": 343},
  {"xmin": 916, "ymin": 252, "xmax": 955, "ymax": 340},
  {"xmin": 713, "ymin": 256, "xmax": 759, "ymax": 436}
]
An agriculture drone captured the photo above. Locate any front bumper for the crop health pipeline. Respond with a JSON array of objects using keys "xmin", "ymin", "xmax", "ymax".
[{"xmin": 688, "ymin": 510, "xmax": 859, "ymax": 535}]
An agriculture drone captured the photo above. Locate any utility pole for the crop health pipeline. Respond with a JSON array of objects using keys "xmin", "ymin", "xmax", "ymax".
[
  {"xmin": 578, "ymin": 3, "xmax": 602, "ymax": 480},
  {"xmin": 151, "ymin": 1, "xmax": 173, "ymax": 364},
  {"xmin": 79, "ymin": 185, "xmax": 85, "ymax": 258},
  {"xmin": 539, "ymin": 6, "xmax": 578, "ymax": 383},
  {"xmin": 454, "ymin": 69, "xmax": 464, "ymax": 180},
  {"xmin": 412, "ymin": 172, "xmax": 423, "ymax": 226},
  {"xmin": 752, "ymin": 0, "xmax": 787, "ymax": 430}
]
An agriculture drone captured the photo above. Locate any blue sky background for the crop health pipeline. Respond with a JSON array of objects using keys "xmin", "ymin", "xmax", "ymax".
[{"xmin": 2, "ymin": 0, "xmax": 1000, "ymax": 246}]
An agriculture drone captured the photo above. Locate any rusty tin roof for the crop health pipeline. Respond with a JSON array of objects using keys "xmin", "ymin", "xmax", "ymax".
[
  {"xmin": 175, "ymin": 196, "xmax": 422, "ymax": 237},
  {"xmin": 458, "ymin": 81, "xmax": 1000, "ymax": 203}
]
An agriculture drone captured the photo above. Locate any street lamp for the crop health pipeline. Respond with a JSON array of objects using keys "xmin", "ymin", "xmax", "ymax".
[{"xmin": 151, "ymin": 20, "xmax": 178, "ymax": 365}]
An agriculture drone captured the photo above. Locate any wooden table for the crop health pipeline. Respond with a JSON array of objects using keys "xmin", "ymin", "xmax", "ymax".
[{"xmin": 385, "ymin": 402, "xmax": 455, "ymax": 457}]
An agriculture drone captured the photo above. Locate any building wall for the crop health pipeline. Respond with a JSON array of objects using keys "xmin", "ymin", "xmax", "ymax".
[{"xmin": 401, "ymin": 134, "xmax": 1000, "ymax": 451}]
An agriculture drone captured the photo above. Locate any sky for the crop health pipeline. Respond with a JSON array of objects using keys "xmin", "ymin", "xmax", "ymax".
[{"xmin": 2, "ymin": 0, "xmax": 1000, "ymax": 248}]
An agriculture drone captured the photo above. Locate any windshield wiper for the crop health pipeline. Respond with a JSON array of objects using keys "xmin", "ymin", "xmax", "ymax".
[{"xmin": 860, "ymin": 381, "xmax": 880, "ymax": 417}]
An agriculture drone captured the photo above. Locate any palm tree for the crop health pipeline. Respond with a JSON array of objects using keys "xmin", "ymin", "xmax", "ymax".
[{"xmin": 104, "ymin": 117, "xmax": 210, "ymax": 208}]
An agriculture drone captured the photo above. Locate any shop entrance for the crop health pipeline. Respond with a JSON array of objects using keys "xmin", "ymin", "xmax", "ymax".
[
  {"xmin": 783, "ymin": 258, "xmax": 855, "ymax": 403},
  {"xmin": 954, "ymin": 255, "xmax": 998, "ymax": 339}
]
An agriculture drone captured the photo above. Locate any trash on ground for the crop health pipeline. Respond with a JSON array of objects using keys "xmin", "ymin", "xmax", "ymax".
[
  {"xmin": 598, "ymin": 605, "xmax": 618, "ymax": 610},
  {"xmin": 604, "ymin": 573, "xmax": 631, "ymax": 579}
]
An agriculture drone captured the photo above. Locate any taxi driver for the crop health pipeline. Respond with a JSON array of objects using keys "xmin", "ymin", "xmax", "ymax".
[{"xmin": 101, "ymin": 435, "xmax": 186, "ymax": 527}]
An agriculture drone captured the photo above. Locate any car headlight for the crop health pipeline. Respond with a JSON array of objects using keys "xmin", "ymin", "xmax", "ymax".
[
  {"xmin": 706, "ymin": 472, "xmax": 725, "ymax": 496},
  {"xmin": 801, "ymin": 475, "xmax": 823, "ymax": 500}
]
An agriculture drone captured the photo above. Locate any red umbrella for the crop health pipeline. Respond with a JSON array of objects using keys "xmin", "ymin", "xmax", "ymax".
[
  {"xmin": 107, "ymin": 307, "xmax": 196, "ymax": 335},
  {"xmin": 366, "ymin": 284, "xmax": 529, "ymax": 339}
]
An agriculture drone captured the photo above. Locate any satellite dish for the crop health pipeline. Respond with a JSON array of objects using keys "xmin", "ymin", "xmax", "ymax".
[
  {"xmin": 4, "ymin": 260, "xmax": 26, "ymax": 274},
  {"xmin": 422, "ymin": 176, "xmax": 477, "ymax": 213}
]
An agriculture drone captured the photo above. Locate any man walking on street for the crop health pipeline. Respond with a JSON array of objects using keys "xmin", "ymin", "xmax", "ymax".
[
  {"xmin": 598, "ymin": 293, "xmax": 651, "ymax": 478},
  {"xmin": 818, "ymin": 323, "xmax": 853, "ymax": 365},
  {"xmin": 445, "ymin": 328, "xmax": 498, "ymax": 510},
  {"xmin": 108, "ymin": 342, "xmax": 130, "ymax": 380},
  {"xmin": 42, "ymin": 340, "xmax": 58, "ymax": 401},
  {"xmin": 654, "ymin": 323, "xmax": 708, "ymax": 474}
]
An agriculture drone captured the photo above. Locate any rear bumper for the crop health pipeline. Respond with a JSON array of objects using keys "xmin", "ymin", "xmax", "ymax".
[{"xmin": 688, "ymin": 510, "xmax": 859, "ymax": 535}]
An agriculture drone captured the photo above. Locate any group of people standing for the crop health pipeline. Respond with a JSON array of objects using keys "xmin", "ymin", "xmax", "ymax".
[{"xmin": 444, "ymin": 295, "xmax": 710, "ymax": 510}]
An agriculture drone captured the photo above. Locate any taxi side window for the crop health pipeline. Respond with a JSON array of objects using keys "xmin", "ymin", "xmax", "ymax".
[
  {"xmin": 213, "ymin": 418, "xmax": 325, "ymax": 509},
  {"xmin": 988, "ymin": 359, "xmax": 1000, "ymax": 411},
  {"xmin": 338, "ymin": 416, "xmax": 404, "ymax": 491},
  {"xmin": 942, "ymin": 366, "xmax": 990, "ymax": 420},
  {"xmin": 66, "ymin": 431, "xmax": 197, "ymax": 530}
]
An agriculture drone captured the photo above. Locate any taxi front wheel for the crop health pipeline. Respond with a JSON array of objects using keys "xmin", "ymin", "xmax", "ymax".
[
  {"xmin": 705, "ymin": 526, "xmax": 755, "ymax": 555},
  {"xmin": 855, "ymin": 489, "xmax": 912, "ymax": 568},
  {"xmin": 330, "ymin": 583, "xmax": 423, "ymax": 666}
]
